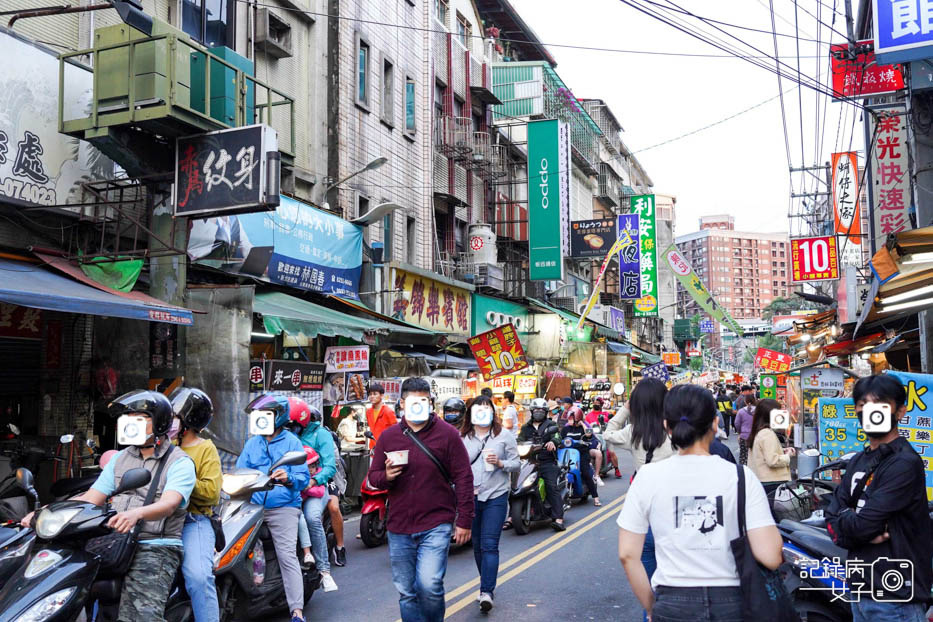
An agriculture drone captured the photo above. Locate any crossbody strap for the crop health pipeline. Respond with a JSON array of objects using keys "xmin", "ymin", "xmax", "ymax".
[
  {"xmin": 403, "ymin": 427, "xmax": 454, "ymax": 487},
  {"xmin": 133, "ymin": 444, "xmax": 175, "ymax": 540},
  {"xmin": 736, "ymin": 462, "xmax": 747, "ymax": 538},
  {"xmin": 849, "ymin": 443, "xmax": 896, "ymax": 506},
  {"xmin": 470, "ymin": 435, "xmax": 491, "ymax": 466}
]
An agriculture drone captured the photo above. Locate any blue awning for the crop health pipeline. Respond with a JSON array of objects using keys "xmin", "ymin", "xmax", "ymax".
[
  {"xmin": 607, "ymin": 341, "xmax": 632, "ymax": 354},
  {"xmin": 0, "ymin": 258, "xmax": 193, "ymax": 325}
]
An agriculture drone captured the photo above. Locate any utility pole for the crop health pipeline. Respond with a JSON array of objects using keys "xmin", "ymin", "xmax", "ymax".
[{"xmin": 843, "ymin": 0, "xmax": 857, "ymax": 58}]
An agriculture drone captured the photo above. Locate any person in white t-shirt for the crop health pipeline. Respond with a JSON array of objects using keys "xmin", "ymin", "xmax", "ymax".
[
  {"xmin": 617, "ymin": 384, "xmax": 783, "ymax": 622},
  {"xmin": 501, "ymin": 391, "xmax": 520, "ymax": 433}
]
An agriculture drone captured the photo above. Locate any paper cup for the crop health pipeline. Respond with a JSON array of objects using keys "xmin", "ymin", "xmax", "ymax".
[
  {"xmin": 387, "ymin": 450, "xmax": 409, "ymax": 466},
  {"xmin": 484, "ymin": 448, "xmax": 496, "ymax": 471}
]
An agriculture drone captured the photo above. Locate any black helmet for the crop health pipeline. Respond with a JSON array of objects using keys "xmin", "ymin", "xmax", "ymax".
[
  {"xmin": 442, "ymin": 397, "xmax": 466, "ymax": 425},
  {"xmin": 169, "ymin": 387, "xmax": 213, "ymax": 432},
  {"xmin": 108, "ymin": 390, "xmax": 174, "ymax": 437}
]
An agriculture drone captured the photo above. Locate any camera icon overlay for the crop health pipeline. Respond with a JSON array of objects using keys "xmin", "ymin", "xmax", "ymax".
[{"xmin": 795, "ymin": 556, "xmax": 914, "ymax": 603}]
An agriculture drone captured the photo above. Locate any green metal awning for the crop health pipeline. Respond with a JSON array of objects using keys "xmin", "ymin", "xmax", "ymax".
[
  {"xmin": 255, "ymin": 292, "xmax": 432, "ymax": 342},
  {"xmin": 527, "ymin": 298, "xmax": 579, "ymax": 324}
]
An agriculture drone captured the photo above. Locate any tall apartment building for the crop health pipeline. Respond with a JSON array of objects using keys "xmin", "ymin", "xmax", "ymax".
[{"xmin": 675, "ymin": 215, "xmax": 792, "ymax": 347}]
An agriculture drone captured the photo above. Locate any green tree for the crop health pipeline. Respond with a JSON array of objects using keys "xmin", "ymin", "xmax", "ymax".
[
  {"xmin": 761, "ymin": 296, "xmax": 824, "ymax": 322},
  {"xmin": 689, "ymin": 356, "xmax": 704, "ymax": 371}
]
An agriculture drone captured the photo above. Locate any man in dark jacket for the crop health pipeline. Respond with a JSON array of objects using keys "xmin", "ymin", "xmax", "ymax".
[
  {"xmin": 518, "ymin": 398, "xmax": 566, "ymax": 530},
  {"xmin": 825, "ymin": 374, "xmax": 933, "ymax": 622},
  {"xmin": 367, "ymin": 377, "xmax": 473, "ymax": 622}
]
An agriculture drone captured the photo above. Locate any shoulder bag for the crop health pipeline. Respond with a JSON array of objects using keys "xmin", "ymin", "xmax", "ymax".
[
  {"xmin": 730, "ymin": 463, "xmax": 800, "ymax": 622},
  {"xmin": 87, "ymin": 445, "xmax": 175, "ymax": 576}
]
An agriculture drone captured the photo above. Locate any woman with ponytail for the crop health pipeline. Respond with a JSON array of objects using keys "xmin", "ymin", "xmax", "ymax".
[{"xmin": 617, "ymin": 384, "xmax": 782, "ymax": 622}]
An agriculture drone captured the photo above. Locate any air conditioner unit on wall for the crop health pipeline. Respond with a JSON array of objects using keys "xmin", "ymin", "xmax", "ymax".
[
  {"xmin": 474, "ymin": 263, "xmax": 504, "ymax": 292},
  {"xmin": 256, "ymin": 9, "xmax": 293, "ymax": 59}
]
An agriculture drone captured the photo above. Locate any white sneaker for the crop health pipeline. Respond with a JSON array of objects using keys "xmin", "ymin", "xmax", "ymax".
[
  {"xmin": 303, "ymin": 552, "xmax": 313, "ymax": 565},
  {"xmin": 321, "ymin": 572, "xmax": 338, "ymax": 592},
  {"xmin": 479, "ymin": 592, "xmax": 494, "ymax": 612},
  {"xmin": 596, "ymin": 476, "xmax": 605, "ymax": 486}
]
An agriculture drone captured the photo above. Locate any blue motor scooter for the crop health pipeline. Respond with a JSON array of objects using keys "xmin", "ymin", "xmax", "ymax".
[{"xmin": 558, "ymin": 437, "xmax": 591, "ymax": 505}]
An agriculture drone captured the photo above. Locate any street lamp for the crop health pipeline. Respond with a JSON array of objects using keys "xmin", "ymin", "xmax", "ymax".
[{"xmin": 325, "ymin": 156, "xmax": 389, "ymax": 193}]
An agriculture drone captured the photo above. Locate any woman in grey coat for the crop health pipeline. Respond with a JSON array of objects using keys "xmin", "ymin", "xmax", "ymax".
[{"xmin": 460, "ymin": 395, "xmax": 520, "ymax": 613}]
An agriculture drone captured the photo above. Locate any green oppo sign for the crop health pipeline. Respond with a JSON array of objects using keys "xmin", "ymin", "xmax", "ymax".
[{"xmin": 527, "ymin": 119, "xmax": 570, "ymax": 281}]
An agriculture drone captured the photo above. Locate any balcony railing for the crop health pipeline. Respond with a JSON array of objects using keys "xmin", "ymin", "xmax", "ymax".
[
  {"xmin": 487, "ymin": 144, "xmax": 507, "ymax": 179},
  {"xmin": 469, "ymin": 131, "xmax": 491, "ymax": 172},
  {"xmin": 59, "ymin": 31, "xmax": 295, "ymax": 169},
  {"xmin": 434, "ymin": 116, "xmax": 473, "ymax": 159},
  {"xmin": 597, "ymin": 162, "xmax": 621, "ymax": 207}
]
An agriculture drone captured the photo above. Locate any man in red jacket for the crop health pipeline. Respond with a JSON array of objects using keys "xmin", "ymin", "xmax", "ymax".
[{"xmin": 367, "ymin": 376, "xmax": 474, "ymax": 622}]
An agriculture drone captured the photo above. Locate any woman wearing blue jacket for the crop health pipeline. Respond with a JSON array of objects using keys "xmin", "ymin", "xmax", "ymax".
[{"xmin": 238, "ymin": 395, "xmax": 311, "ymax": 622}]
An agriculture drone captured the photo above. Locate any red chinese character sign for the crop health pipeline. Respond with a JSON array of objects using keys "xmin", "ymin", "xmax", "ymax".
[
  {"xmin": 468, "ymin": 323, "xmax": 529, "ymax": 381},
  {"xmin": 791, "ymin": 236, "xmax": 839, "ymax": 282},
  {"xmin": 0, "ymin": 304, "xmax": 41, "ymax": 339},
  {"xmin": 754, "ymin": 348, "xmax": 792, "ymax": 373},
  {"xmin": 175, "ymin": 124, "xmax": 279, "ymax": 217},
  {"xmin": 869, "ymin": 105, "xmax": 911, "ymax": 247},
  {"xmin": 831, "ymin": 151, "xmax": 861, "ymax": 239},
  {"xmin": 829, "ymin": 41, "xmax": 905, "ymax": 100}
]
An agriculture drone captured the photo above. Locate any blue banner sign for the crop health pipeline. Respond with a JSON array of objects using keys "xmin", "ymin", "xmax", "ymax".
[
  {"xmin": 886, "ymin": 371, "xmax": 933, "ymax": 499},
  {"xmin": 617, "ymin": 214, "xmax": 640, "ymax": 299},
  {"xmin": 817, "ymin": 397, "xmax": 864, "ymax": 466},
  {"xmin": 873, "ymin": 0, "xmax": 933, "ymax": 63},
  {"xmin": 188, "ymin": 195, "xmax": 363, "ymax": 299}
]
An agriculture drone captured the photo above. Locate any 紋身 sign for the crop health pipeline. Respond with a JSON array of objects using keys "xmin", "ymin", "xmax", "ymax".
[
  {"xmin": 468, "ymin": 323, "xmax": 530, "ymax": 381},
  {"xmin": 755, "ymin": 348, "xmax": 792, "ymax": 373},
  {"xmin": 527, "ymin": 119, "xmax": 570, "ymax": 281},
  {"xmin": 873, "ymin": 0, "xmax": 933, "ymax": 64},
  {"xmin": 791, "ymin": 235, "xmax": 839, "ymax": 282},
  {"xmin": 175, "ymin": 124, "xmax": 280, "ymax": 217}
]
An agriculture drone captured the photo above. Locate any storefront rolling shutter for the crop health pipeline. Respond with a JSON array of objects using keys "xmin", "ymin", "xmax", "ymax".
[{"xmin": 0, "ymin": 338, "xmax": 40, "ymax": 396}]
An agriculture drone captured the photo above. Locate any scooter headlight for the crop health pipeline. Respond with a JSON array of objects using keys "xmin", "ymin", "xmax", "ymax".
[
  {"xmin": 0, "ymin": 536, "xmax": 32, "ymax": 561},
  {"xmin": 14, "ymin": 586, "xmax": 75, "ymax": 621},
  {"xmin": 222, "ymin": 473, "xmax": 260, "ymax": 496},
  {"xmin": 35, "ymin": 507, "xmax": 81, "ymax": 540},
  {"xmin": 522, "ymin": 473, "xmax": 537, "ymax": 489},
  {"xmin": 517, "ymin": 444, "xmax": 532, "ymax": 458}
]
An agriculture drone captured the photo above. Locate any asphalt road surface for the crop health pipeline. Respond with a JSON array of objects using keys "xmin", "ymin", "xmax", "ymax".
[{"xmin": 295, "ymin": 434, "xmax": 742, "ymax": 621}]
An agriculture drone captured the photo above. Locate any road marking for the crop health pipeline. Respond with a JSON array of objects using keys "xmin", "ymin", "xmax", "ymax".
[
  {"xmin": 443, "ymin": 494, "xmax": 626, "ymax": 619},
  {"xmin": 390, "ymin": 491, "xmax": 628, "ymax": 622}
]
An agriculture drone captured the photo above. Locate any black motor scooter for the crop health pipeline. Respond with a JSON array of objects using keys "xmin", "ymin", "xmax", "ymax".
[
  {"xmin": 0, "ymin": 467, "xmax": 39, "ymax": 589},
  {"xmin": 0, "ymin": 467, "xmax": 154, "ymax": 622},
  {"xmin": 509, "ymin": 442, "xmax": 569, "ymax": 535}
]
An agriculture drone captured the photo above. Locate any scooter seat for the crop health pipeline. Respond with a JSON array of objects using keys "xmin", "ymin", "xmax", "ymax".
[
  {"xmin": 50, "ymin": 475, "xmax": 99, "ymax": 499},
  {"xmin": 779, "ymin": 518, "xmax": 826, "ymax": 534},
  {"xmin": 793, "ymin": 532, "xmax": 848, "ymax": 563}
]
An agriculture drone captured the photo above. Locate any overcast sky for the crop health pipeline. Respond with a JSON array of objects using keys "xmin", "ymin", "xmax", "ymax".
[{"xmin": 510, "ymin": 0, "xmax": 862, "ymax": 238}]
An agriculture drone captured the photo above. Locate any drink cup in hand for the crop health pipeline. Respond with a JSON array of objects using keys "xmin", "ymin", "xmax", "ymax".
[
  {"xmin": 386, "ymin": 450, "xmax": 409, "ymax": 466},
  {"xmin": 484, "ymin": 448, "xmax": 497, "ymax": 472}
]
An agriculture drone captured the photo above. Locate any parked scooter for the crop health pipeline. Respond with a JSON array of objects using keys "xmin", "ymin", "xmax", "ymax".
[
  {"xmin": 0, "ymin": 468, "xmax": 39, "ymax": 589},
  {"xmin": 0, "ymin": 467, "xmax": 155, "ymax": 622},
  {"xmin": 779, "ymin": 516, "xmax": 853, "ymax": 621},
  {"xmin": 359, "ymin": 476, "xmax": 388, "ymax": 548},
  {"xmin": 213, "ymin": 450, "xmax": 321, "ymax": 622},
  {"xmin": 558, "ymin": 437, "xmax": 590, "ymax": 505},
  {"xmin": 509, "ymin": 443, "xmax": 570, "ymax": 535}
]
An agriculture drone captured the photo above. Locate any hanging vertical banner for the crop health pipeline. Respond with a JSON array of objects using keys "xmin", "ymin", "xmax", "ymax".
[
  {"xmin": 631, "ymin": 195, "xmax": 658, "ymax": 317},
  {"xmin": 617, "ymin": 213, "xmax": 641, "ymax": 299},
  {"xmin": 831, "ymin": 151, "xmax": 861, "ymax": 239},
  {"xmin": 527, "ymin": 119, "xmax": 570, "ymax": 281},
  {"xmin": 661, "ymin": 243, "xmax": 744, "ymax": 336},
  {"xmin": 869, "ymin": 104, "xmax": 911, "ymax": 245},
  {"xmin": 576, "ymin": 230, "xmax": 636, "ymax": 330}
]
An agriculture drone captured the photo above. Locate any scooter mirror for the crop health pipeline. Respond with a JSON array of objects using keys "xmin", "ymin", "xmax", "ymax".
[
  {"xmin": 60, "ymin": 434, "xmax": 74, "ymax": 444},
  {"xmin": 269, "ymin": 450, "xmax": 306, "ymax": 473},
  {"xmin": 8, "ymin": 424, "xmax": 20, "ymax": 436},
  {"xmin": 112, "ymin": 468, "xmax": 152, "ymax": 496},
  {"xmin": 15, "ymin": 468, "xmax": 35, "ymax": 493},
  {"xmin": 86, "ymin": 439, "xmax": 97, "ymax": 449},
  {"xmin": 612, "ymin": 383, "xmax": 625, "ymax": 397}
]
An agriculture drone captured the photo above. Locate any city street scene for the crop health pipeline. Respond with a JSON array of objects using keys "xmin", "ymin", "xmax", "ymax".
[{"xmin": 2, "ymin": 0, "xmax": 933, "ymax": 621}]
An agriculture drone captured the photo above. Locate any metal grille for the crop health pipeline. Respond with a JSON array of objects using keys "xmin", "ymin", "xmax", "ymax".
[
  {"xmin": 433, "ymin": 153, "xmax": 449, "ymax": 194},
  {"xmin": 470, "ymin": 55, "xmax": 483, "ymax": 89},
  {"xmin": 453, "ymin": 165, "xmax": 468, "ymax": 205},
  {"xmin": 452, "ymin": 39, "xmax": 467, "ymax": 99},
  {"xmin": 434, "ymin": 29, "xmax": 448, "ymax": 84}
]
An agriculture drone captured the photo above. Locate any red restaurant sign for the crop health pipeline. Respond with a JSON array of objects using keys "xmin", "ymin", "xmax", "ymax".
[
  {"xmin": 755, "ymin": 348, "xmax": 792, "ymax": 373},
  {"xmin": 830, "ymin": 40, "xmax": 904, "ymax": 100},
  {"xmin": 0, "ymin": 304, "xmax": 41, "ymax": 339},
  {"xmin": 791, "ymin": 235, "xmax": 840, "ymax": 282}
]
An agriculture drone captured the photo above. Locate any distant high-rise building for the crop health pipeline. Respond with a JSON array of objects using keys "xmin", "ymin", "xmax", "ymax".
[{"xmin": 675, "ymin": 216, "xmax": 793, "ymax": 346}]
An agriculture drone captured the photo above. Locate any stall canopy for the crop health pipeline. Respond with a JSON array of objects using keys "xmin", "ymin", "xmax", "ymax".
[
  {"xmin": 405, "ymin": 349, "xmax": 478, "ymax": 370},
  {"xmin": 607, "ymin": 342, "xmax": 632, "ymax": 354},
  {"xmin": 254, "ymin": 291, "xmax": 432, "ymax": 342},
  {"xmin": 0, "ymin": 258, "xmax": 193, "ymax": 325}
]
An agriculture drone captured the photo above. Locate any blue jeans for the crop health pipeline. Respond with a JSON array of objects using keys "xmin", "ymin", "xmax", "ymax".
[
  {"xmin": 642, "ymin": 527, "xmax": 656, "ymax": 622},
  {"xmin": 652, "ymin": 586, "xmax": 743, "ymax": 622},
  {"xmin": 388, "ymin": 522, "xmax": 453, "ymax": 622},
  {"xmin": 181, "ymin": 514, "xmax": 219, "ymax": 622},
  {"xmin": 472, "ymin": 492, "xmax": 508, "ymax": 595},
  {"xmin": 851, "ymin": 600, "xmax": 927, "ymax": 622},
  {"xmin": 302, "ymin": 495, "xmax": 330, "ymax": 573}
]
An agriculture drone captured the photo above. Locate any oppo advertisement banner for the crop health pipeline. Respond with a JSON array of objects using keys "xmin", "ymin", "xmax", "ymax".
[{"xmin": 527, "ymin": 119, "xmax": 570, "ymax": 281}]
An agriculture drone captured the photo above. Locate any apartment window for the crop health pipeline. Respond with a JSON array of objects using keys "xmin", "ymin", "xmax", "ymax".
[
  {"xmin": 405, "ymin": 76, "xmax": 416, "ymax": 133},
  {"xmin": 355, "ymin": 34, "xmax": 371, "ymax": 109},
  {"xmin": 435, "ymin": 0, "xmax": 449, "ymax": 26},
  {"xmin": 381, "ymin": 55, "xmax": 395, "ymax": 126},
  {"xmin": 456, "ymin": 13, "xmax": 471, "ymax": 47},
  {"xmin": 407, "ymin": 216, "xmax": 418, "ymax": 265},
  {"xmin": 182, "ymin": 0, "xmax": 235, "ymax": 47}
]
